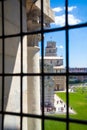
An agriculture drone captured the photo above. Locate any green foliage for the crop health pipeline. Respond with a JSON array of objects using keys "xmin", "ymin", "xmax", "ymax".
[
  {"xmin": 57, "ymin": 91, "xmax": 87, "ymax": 120},
  {"xmin": 45, "ymin": 89, "xmax": 87, "ymax": 130},
  {"xmin": 74, "ymin": 86, "xmax": 87, "ymax": 93},
  {"xmin": 45, "ymin": 120, "xmax": 66, "ymax": 130}
]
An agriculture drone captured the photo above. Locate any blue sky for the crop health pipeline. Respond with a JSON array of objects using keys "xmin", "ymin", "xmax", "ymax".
[{"xmin": 43, "ymin": 0, "xmax": 87, "ymax": 68}]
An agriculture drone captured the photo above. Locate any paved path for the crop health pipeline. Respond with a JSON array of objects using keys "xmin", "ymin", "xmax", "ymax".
[{"xmin": 54, "ymin": 94, "xmax": 76, "ymax": 114}]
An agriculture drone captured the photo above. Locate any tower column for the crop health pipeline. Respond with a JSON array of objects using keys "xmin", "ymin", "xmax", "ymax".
[
  {"xmin": 26, "ymin": 1, "xmax": 54, "ymax": 129},
  {"xmin": 27, "ymin": 46, "xmax": 41, "ymax": 130}
]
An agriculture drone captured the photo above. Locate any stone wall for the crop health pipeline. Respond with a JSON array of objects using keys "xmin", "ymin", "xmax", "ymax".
[{"xmin": 0, "ymin": 0, "xmax": 27, "ymax": 129}]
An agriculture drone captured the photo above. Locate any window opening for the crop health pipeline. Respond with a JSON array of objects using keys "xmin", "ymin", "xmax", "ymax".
[{"xmin": 0, "ymin": 0, "xmax": 87, "ymax": 130}]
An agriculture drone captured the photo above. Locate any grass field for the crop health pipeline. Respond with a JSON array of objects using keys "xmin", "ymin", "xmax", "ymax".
[{"xmin": 45, "ymin": 87, "xmax": 87, "ymax": 130}]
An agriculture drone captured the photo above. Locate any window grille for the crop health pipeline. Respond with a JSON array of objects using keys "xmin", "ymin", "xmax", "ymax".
[{"xmin": 0, "ymin": 0, "xmax": 87, "ymax": 130}]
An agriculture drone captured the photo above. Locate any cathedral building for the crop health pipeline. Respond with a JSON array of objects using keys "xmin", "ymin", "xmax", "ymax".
[{"xmin": 44, "ymin": 41, "xmax": 66, "ymax": 91}]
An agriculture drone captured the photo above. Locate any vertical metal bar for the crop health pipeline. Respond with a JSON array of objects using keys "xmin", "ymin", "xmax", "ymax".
[
  {"xmin": 1, "ymin": 0, "xmax": 5, "ymax": 130},
  {"xmin": 41, "ymin": 0, "xmax": 45, "ymax": 130},
  {"xmin": 20, "ymin": 0, "xmax": 23, "ymax": 130},
  {"xmin": 65, "ymin": 0, "xmax": 69, "ymax": 130}
]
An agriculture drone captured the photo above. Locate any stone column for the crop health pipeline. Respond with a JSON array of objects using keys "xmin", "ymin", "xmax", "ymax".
[
  {"xmin": 27, "ymin": 45, "xmax": 41, "ymax": 130},
  {"xmin": 0, "ymin": 0, "xmax": 27, "ymax": 129}
]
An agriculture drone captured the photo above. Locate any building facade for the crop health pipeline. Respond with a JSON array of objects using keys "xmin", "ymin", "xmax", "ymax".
[
  {"xmin": 40, "ymin": 63, "xmax": 54, "ymax": 111},
  {"xmin": 45, "ymin": 41, "xmax": 57, "ymax": 56},
  {"xmin": 69, "ymin": 68, "xmax": 87, "ymax": 83},
  {"xmin": 44, "ymin": 41, "xmax": 66, "ymax": 91}
]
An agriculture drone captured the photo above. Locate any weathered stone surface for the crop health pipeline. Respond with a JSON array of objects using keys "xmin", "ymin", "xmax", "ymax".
[
  {"xmin": 0, "ymin": 0, "xmax": 54, "ymax": 130},
  {"xmin": 0, "ymin": 0, "xmax": 27, "ymax": 129}
]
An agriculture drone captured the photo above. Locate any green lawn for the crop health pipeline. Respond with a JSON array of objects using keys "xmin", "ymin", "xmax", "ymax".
[{"xmin": 45, "ymin": 89, "xmax": 87, "ymax": 130}]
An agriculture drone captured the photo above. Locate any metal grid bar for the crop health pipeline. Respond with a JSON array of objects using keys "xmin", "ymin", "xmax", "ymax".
[
  {"xmin": 0, "ymin": 0, "xmax": 87, "ymax": 130},
  {"xmin": 40, "ymin": 0, "xmax": 45, "ymax": 130},
  {"xmin": 1, "ymin": 0, "xmax": 5, "ymax": 129},
  {"xmin": 20, "ymin": 0, "xmax": 23, "ymax": 130},
  {"xmin": 65, "ymin": 0, "xmax": 69, "ymax": 130}
]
